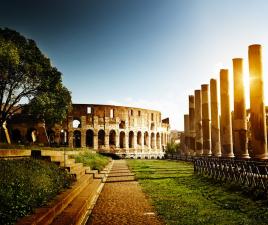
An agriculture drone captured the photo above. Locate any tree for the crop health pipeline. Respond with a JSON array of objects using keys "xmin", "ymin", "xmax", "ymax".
[{"xmin": 0, "ymin": 28, "xmax": 71, "ymax": 142}]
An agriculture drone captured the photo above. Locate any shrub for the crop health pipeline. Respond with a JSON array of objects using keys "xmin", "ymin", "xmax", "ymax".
[
  {"xmin": 73, "ymin": 151, "xmax": 110, "ymax": 171},
  {"xmin": 0, "ymin": 159, "xmax": 73, "ymax": 225},
  {"xmin": 166, "ymin": 141, "xmax": 180, "ymax": 154}
]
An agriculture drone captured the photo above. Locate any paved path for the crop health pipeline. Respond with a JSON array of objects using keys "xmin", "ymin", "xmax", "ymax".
[{"xmin": 86, "ymin": 160, "xmax": 163, "ymax": 225}]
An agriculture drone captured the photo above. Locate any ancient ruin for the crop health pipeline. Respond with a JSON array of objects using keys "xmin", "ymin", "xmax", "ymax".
[
  {"xmin": 8, "ymin": 104, "xmax": 170, "ymax": 159},
  {"xmin": 182, "ymin": 44, "xmax": 268, "ymax": 160}
]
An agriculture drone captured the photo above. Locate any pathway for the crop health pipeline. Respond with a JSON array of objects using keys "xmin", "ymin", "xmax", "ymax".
[{"xmin": 86, "ymin": 160, "xmax": 163, "ymax": 225}]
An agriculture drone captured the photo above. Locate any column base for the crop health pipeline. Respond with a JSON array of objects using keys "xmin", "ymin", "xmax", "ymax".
[
  {"xmin": 236, "ymin": 153, "xmax": 250, "ymax": 159},
  {"xmin": 203, "ymin": 149, "xmax": 212, "ymax": 156},
  {"xmin": 252, "ymin": 153, "xmax": 268, "ymax": 160},
  {"xmin": 212, "ymin": 153, "xmax": 222, "ymax": 157},
  {"xmin": 221, "ymin": 153, "xmax": 234, "ymax": 158},
  {"xmin": 195, "ymin": 149, "xmax": 203, "ymax": 156}
]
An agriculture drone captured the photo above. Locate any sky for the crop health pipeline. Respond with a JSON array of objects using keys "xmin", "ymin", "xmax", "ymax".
[{"xmin": 1, "ymin": 0, "xmax": 268, "ymax": 130}]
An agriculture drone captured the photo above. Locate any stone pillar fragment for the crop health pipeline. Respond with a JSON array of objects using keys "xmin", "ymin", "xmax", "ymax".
[
  {"xmin": 141, "ymin": 132, "xmax": 144, "ymax": 150},
  {"xmin": 104, "ymin": 130, "xmax": 109, "ymax": 149},
  {"xmin": 194, "ymin": 90, "xmax": 203, "ymax": 156},
  {"xmin": 210, "ymin": 79, "xmax": 221, "ymax": 157},
  {"xmin": 220, "ymin": 69, "xmax": 234, "ymax": 157},
  {"xmin": 93, "ymin": 132, "xmax": 98, "ymax": 150},
  {"xmin": 233, "ymin": 58, "xmax": 249, "ymax": 158},
  {"xmin": 125, "ymin": 133, "xmax": 129, "ymax": 152},
  {"xmin": 201, "ymin": 84, "xmax": 212, "ymax": 156},
  {"xmin": 248, "ymin": 45, "xmax": 268, "ymax": 159},
  {"xmin": 116, "ymin": 131, "xmax": 120, "ymax": 148},
  {"xmin": 189, "ymin": 95, "xmax": 196, "ymax": 155},
  {"xmin": 184, "ymin": 114, "xmax": 190, "ymax": 155},
  {"xmin": 81, "ymin": 130, "xmax": 86, "ymax": 147}
]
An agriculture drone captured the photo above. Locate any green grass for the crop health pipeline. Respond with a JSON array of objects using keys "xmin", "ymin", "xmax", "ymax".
[
  {"xmin": 0, "ymin": 159, "xmax": 74, "ymax": 225},
  {"xmin": 72, "ymin": 151, "xmax": 110, "ymax": 171},
  {"xmin": 127, "ymin": 160, "xmax": 268, "ymax": 225}
]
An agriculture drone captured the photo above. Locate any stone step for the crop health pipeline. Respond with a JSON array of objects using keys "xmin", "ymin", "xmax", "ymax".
[
  {"xmin": 16, "ymin": 174, "xmax": 94, "ymax": 225},
  {"xmin": 59, "ymin": 159, "xmax": 76, "ymax": 167},
  {"xmin": 41, "ymin": 150, "xmax": 64, "ymax": 157},
  {"xmin": 71, "ymin": 166, "xmax": 86, "ymax": 181},
  {"xmin": 65, "ymin": 163, "xmax": 84, "ymax": 172},
  {"xmin": 50, "ymin": 179, "xmax": 102, "ymax": 225},
  {"xmin": 86, "ymin": 170, "xmax": 99, "ymax": 178}
]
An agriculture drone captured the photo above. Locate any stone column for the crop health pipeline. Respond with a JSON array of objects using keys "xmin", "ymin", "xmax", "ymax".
[
  {"xmin": 189, "ymin": 95, "xmax": 196, "ymax": 155},
  {"xmin": 159, "ymin": 133, "xmax": 162, "ymax": 151},
  {"xmin": 220, "ymin": 69, "xmax": 234, "ymax": 158},
  {"xmin": 93, "ymin": 129, "xmax": 98, "ymax": 150},
  {"xmin": 81, "ymin": 130, "xmax": 86, "ymax": 147},
  {"xmin": 148, "ymin": 133, "xmax": 151, "ymax": 151},
  {"xmin": 194, "ymin": 90, "xmax": 203, "ymax": 156},
  {"xmin": 201, "ymin": 84, "xmax": 212, "ymax": 156},
  {"xmin": 141, "ymin": 132, "xmax": 144, "ymax": 150},
  {"xmin": 210, "ymin": 79, "xmax": 221, "ymax": 157},
  {"xmin": 116, "ymin": 131, "xmax": 120, "ymax": 148},
  {"xmin": 181, "ymin": 132, "xmax": 185, "ymax": 154},
  {"xmin": 184, "ymin": 114, "xmax": 190, "ymax": 155},
  {"xmin": 104, "ymin": 130, "xmax": 109, "ymax": 149},
  {"xmin": 68, "ymin": 131, "xmax": 73, "ymax": 148},
  {"xmin": 134, "ymin": 132, "xmax": 137, "ymax": 152},
  {"xmin": 248, "ymin": 44, "xmax": 268, "ymax": 159},
  {"xmin": 125, "ymin": 133, "xmax": 129, "ymax": 152},
  {"xmin": 233, "ymin": 58, "xmax": 249, "ymax": 158}
]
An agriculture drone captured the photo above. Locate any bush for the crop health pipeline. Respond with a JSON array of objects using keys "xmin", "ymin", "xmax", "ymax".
[
  {"xmin": 166, "ymin": 141, "xmax": 180, "ymax": 154},
  {"xmin": 0, "ymin": 159, "xmax": 74, "ymax": 225},
  {"xmin": 73, "ymin": 151, "xmax": 110, "ymax": 171}
]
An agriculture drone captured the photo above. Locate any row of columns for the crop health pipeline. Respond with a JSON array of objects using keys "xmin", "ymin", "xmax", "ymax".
[{"xmin": 183, "ymin": 44, "xmax": 268, "ymax": 159}]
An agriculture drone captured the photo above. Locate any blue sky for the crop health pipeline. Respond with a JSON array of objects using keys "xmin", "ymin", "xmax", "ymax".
[{"xmin": 2, "ymin": 0, "xmax": 268, "ymax": 130}]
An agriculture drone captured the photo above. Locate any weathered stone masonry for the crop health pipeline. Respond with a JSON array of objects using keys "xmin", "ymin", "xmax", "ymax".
[{"xmin": 65, "ymin": 104, "xmax": 170, "ymax": 158}]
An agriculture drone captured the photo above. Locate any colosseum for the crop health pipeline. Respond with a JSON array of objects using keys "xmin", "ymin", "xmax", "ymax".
[
  {"xmin": 7, "ymin": 104, "xmax": 170, "ymax": 159},
  {"xmin": 65, "ymin": 104, "xmax": 170, "ymax": 158}
]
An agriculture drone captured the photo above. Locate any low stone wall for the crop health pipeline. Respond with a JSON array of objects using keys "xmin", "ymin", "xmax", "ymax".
[{"xmin": 0, "ymin": 149, "xmax": 32, "ymax": 158}]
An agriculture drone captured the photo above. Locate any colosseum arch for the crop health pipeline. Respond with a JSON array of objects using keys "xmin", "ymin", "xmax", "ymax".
[
  {"xmin": 26, "ymin": 128, "xmax": 37, "ymax": 143},
  {"xmin": 47, "ymin": 129, "xmax": 55, "ymax": 144},
  {"xmin": 11, "ymin": 129, "xmax": 22, "ymax": 143},
  {"xmin": 144, "ymin": 131, "xmax": 149, "ymax": 146},
  {"xmin": 60, "ymin": 129, "xmax": 68, "ymax": 145},
  {"xmin": 151, "ymin": 132, "xmax": 155, "ymax": 149},
  {"xmin": 120, "ymin": 131, "xmax": 125, "ymax": 148},
  {"xmin": 86, "ymin": 129, "xmax": 94, "ymax": 148},
  {"xmin": 98, "ymin": 129, "xmax": 105, "ymax": 148},
  {"xmin": 156, "ymin": 132, "xmax": 160, "ymax": 149},
  {"xmin": 109, "ymin": 130, "xmax": 116, "ymax": 146},
  {"xmin": 129, "ymin": 131, "xmax": 134, "ymax": 148},
  {"xmin": 72, "ymin": 117, "xmax": 81, "ymax": 128},
  {"xmin": 73, "ymin": 130, "xmax": 81, "ymax": 147},
  {"xmin": 137, "ymin": 131, "xmax": 142, "ymax": 146}
]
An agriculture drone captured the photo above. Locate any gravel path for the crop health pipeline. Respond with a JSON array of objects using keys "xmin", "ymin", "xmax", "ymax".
[{"xmin": 86, "ymin": 160, "xmax": 163, "ymax": 225}]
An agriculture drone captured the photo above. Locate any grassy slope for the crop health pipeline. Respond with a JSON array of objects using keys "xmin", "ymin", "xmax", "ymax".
[
  {"xmin": 73, "ymin": 151, "xmax": 110, "ymax": 171},
  {"xmin": 0, "ymin": 159, "xmax": 73, "ymax": 225},
  {"xmin": 128, "ymin": 160, "xmax": 268, "ymax": 225}
]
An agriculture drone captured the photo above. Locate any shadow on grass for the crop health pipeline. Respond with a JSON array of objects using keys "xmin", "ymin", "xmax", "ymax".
[{"xmin": 128, "ymin": 159, "xmax": 268, "ymax": 225}]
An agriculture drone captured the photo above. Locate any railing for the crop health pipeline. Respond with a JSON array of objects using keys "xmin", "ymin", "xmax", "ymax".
[{"xmin": 194, "ymin": 157, "xmax": 268, "ymax": 191}]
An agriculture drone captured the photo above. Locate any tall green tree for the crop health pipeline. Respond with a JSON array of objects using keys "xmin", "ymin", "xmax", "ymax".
[{"xmin": 0, "ymin": 28, "xmax": 71, "ymax": 142}]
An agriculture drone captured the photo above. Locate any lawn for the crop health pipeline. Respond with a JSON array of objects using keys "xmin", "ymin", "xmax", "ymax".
[{"xmin": 127, "ymin": 160, "xmax": 268, "ymax": 225}]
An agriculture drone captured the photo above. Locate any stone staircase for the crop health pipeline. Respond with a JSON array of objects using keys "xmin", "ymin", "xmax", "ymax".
[{"xmin": 16, "ymin": 150, "xmax": 113, "ymax": 225}]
